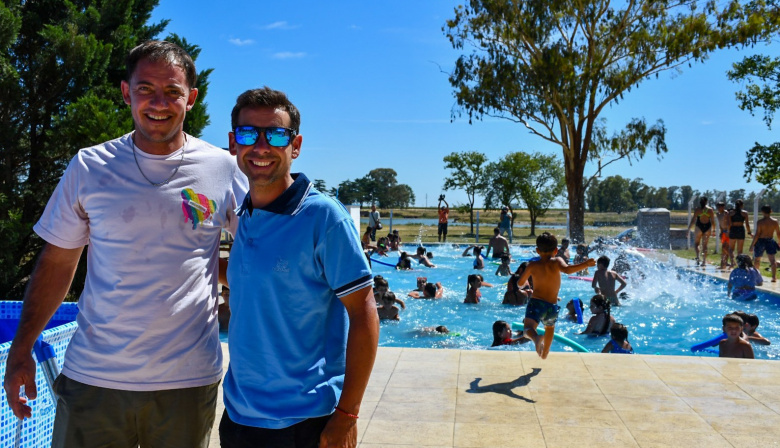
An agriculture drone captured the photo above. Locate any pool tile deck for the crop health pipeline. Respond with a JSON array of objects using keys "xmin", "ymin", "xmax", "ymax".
[{"xmin": 211, "ymin": 343, "xmax": 780, "ymax": 447}]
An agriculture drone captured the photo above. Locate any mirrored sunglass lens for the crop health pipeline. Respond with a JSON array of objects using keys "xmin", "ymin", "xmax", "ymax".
[
  {"xmin": 235, "ymin": 127, "xmax": 258, "ymax": 145},
  {"xmin": 266, "ymin": 128, "xmax": 291, "ymax": 146}
]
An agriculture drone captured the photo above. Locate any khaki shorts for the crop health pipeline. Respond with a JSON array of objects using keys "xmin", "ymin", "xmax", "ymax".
[{"xmin": 51, "ymin": 375, "xmax": 219, "ymax": 448}]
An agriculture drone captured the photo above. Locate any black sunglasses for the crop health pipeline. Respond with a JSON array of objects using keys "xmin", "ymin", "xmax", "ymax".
[{"xmin": 233, "ymin": 126, "xmax": 297, "ymax": 147}]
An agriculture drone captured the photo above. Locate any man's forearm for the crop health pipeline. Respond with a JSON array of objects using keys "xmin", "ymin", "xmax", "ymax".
[
  {"xmin": 12, "ymin": 244, "xmax": 83, "ymax": 350},
  {"xmin": 339, "ymin": 290, "xmax": 379, "ymax": 415}
]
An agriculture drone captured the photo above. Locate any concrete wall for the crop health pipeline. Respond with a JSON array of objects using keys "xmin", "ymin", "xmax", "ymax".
[{"xmin": 637, "ymin": 208, "xmax": 671, "ymax": 249}]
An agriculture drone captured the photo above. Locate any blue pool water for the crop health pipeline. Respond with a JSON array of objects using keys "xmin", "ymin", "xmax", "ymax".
[{"xmin": 368, "ymin": 244, "xmax": 780, "ymax": 359}]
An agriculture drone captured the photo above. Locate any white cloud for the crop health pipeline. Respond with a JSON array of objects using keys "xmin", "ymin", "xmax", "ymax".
[
  {"xmin": 228, "ymin": 38, "xmax": 255, "ymax": 46},
  {"xmin": 273, "ymin": 52, "xmax": 306, "ymax": 59},
  {"xmin": 263, "ymin": 21, "xmax": 297, "ymax": 30}
]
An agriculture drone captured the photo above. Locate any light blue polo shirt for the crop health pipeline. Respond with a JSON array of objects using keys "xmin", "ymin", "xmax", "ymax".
[{"xmin": 224, "ymin": 173, "xmax": 373, "ymax": 429}]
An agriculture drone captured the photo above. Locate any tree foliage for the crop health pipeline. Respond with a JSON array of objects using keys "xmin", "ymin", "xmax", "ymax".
[
  {"xmin": 0, "ymin": 0, "xmax": 211, "ymax": 299},
  {"xmin": 484, "ymin": 151, "xmax": 565, "ymax": 236},
  {"xmin": 442, "ymin": 151, "xmax": 488, "ymax": 234},
  {"xmin": 729, "ymin": 54, "xmax": 780, "ymax": 186},
  {"xmin": 334, "ymin": 169, "xmax": 415, "ymax": 208},
  {"xmin": 444, "ymin": 0, "xmax": 780, "ymax": 242}
]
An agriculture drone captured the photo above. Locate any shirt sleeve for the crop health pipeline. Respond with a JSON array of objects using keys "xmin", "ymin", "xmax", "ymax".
[
  {"xmin": 317, "ymin": 218, "xmax": 372, "ymax": 299},
  {"xmin": 33, "ymin": 155, "xmax": 90, "ymax": 249}
]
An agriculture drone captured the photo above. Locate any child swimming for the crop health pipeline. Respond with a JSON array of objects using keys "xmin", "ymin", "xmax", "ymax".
[
  {"xmin": 491, "ymin": 320, "xmax": 529, "ymax": 347},
  {"xmin": 719, "ymin": 313, "xmax": 754, "ymax": 358},
  {"xmin": 580, "ymin": 294, "xmax": 614, "ymax": 336},
  {"xmin": 503, "ymin": 262, "xmax": 532, "ymax": 305},
  {"xmin": 564, "ymin": 298, "xmax": 584, "ymax": 322},
  {"xmin": 464, "ymin": 274, "xmax": 493, "ymax": 304},
  {"xmin": 516, "ymin": 232, "xmax": 596, "ymax": 358},
  {"xmin": 602, "ymin": 323, "xmax": 633, "ymax": 354},
  {"xmin": 495, "ymin": 254, "xmax": 512, "ymax": 276}
]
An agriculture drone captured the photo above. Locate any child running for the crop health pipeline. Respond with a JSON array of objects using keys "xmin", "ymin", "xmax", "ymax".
[
  {"xmin": 602, "ymin": 323, "xmax": 634, "ymax": 354},
  {"xmin": 516, "ymin": 232, "xmax": 596, "ymax": 358},
  {"xmin": 719, "ymin": 313, "xmax": 755, "ymax": 358}
]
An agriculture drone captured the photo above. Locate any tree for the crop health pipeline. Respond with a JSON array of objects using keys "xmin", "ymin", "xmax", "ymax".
[
  {"xmin": 313, "ymin": 179, "xmax": 328, "ymax": 192},
  {"xmin": 0, "ymin": 0, "xmax": 211, "ymax": 299},
  {"xmin": 443, "ymin": 151, "xmax": 488, "ymax": 234},
  {"xmin": 594, "ymin": 176, "xmax": 635, "ymax": 214},
  {"xmin": 729, "ymin": 54, "xmax": 780, "ymax": 186},
  {"xmin": 514, "ymin": 152, "xmax": 566, "ymax": 236},
  {"xmin": 386, "ymin": 184, "xmax": 415, "ymax": 208},
  {"xmin": 680, "ymin": 186, "xmax": 698, "ymax": 209},
  {"xmin": 484, "ymin": 151, "xmax": 565, "ymax": 236},
  {"xmin": 444, "ymin": 0, "xmax": 780, "ymax": 243}
]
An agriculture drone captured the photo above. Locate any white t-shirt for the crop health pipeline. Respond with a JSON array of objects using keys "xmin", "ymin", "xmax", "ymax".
[{"xmin": 34, "ymin": 133, "xmax": 248, "ymax": 391}]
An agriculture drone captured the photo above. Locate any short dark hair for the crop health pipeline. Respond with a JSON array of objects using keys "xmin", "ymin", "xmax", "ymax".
[
  {"xmin": 231, "ymin": 86, "xmax": 301, "ymax": 131},
  {"xmin": 373, "ymin": 276, "xmax": 388, "ymax": 289},
  {"xmin": 745, "ymin": 313, "xmax": 760, "ymax": 327},
  {"xmin": 561, "ymin": 238, "xmax": 570, "ymax": 246},
  {"xmin": 494, "ymin": 227, "xmax": 500, "ymax": 235},
  {"xmin": 424, "ymin": 283, "xmax": 437, "ymax": 297},
  {"xmin": 536, "ymin": 232, "xmax": 557, "ymax": 253},
  {"xmin": 723, "ymin": 313, "xmax": 744, "ymax": 327},
  {"xmin": 761, "ymin": 205, "xmax": 772, "ymax": 214},
  {"xmin": 597, "ymin": 255, "xmax": 610, "ymax": 268},
  {"xmin": 126, "ymin": 40, "xmax": 197, "ymax": 89},
  {"xmin": 610, "ymin": 323, "xmax": 628, "ymax": 342}
]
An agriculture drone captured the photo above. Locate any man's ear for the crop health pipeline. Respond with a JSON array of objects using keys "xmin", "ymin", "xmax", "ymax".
[{"xmin": 228, "ymin": 132, "xmax": 237, "ymax": 156}]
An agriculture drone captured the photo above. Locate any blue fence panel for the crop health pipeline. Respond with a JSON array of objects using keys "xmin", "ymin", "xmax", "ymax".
[{"xmin": 0, "ymin": 302, "xmax": 78, "ymax": 448}]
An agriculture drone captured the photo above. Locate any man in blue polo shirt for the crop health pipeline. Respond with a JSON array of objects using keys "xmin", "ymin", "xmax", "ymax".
[{"xmin": 221, "ymin": 87, "xmax": 379, "ymax": 448}]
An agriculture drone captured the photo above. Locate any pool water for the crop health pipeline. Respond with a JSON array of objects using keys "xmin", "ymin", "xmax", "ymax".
[{"xmin": 370, "ymin": 244, "xmax": 780, "ymax": 359}]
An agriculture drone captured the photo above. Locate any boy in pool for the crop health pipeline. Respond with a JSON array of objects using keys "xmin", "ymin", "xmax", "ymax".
[
  {"xmin": 376, "ymin": 291, "xmax": 406, "ymax": 320},
  {"xmin": 408, "ymin": 281, "xmax": 444, "ymax": 299},
  {"xmin": 411, "ymin": 246, "xmax": 436, "ymax": 268},
  {"xmin": 719, "ymin": 313, "xmax": 755, "ymax": 358},
  {"xmin": 743, "ymin": 313, "xmax": 771, "ymax": 345},
  {"xmin": 516, "ymin": 232, "xmax": 596, "ymax": 358},
  {"xmin": 495, "ymin": 254, "xmax": 512, "ymax": 276},
  {"xmin": 592, "ymin": 255, "xmax": 627, "ymax": 306}
]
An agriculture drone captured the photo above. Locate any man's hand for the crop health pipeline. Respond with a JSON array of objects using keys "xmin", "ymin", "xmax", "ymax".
[
  {"xmin": 319, "ymin": 412, "xmax": 358, "ymax": 448},
  {"xmin": 3, "ymin": 345, "xmax": 38, "ymax": 419}
]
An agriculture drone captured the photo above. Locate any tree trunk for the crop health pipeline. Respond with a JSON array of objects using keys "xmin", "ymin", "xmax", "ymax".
[
  {"xmin": 566, "ymin": 171, "xmax": 586, "ymax": 244},
  {"xmin": 469, "ymin": 205, "xmax": 474, "ymax": 234}
]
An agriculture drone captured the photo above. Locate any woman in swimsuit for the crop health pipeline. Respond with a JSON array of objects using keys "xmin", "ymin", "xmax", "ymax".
[
  {"xmin": 726, "ymin": 199, "xmax": 752, "ymax": 257},
  {"xmin": 687, "ymin": 197, "xmax": 714, "ymax": 266}
]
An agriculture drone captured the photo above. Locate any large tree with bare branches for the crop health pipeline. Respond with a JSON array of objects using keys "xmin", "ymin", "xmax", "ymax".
[{"xmin": 444, "ymin": 0, "xmax": 780, "ymax": 242}]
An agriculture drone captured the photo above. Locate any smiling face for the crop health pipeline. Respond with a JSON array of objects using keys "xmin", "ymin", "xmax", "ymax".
[
  {"xmin": 121, "ymin": 59, "xmax": 197, "ymax": 155},
  {"xmin": 230, "ymin": 106, "xmax": 302, "ymax": 207}
]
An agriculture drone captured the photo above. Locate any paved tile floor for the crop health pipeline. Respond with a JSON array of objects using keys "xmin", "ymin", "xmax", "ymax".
[{"xmin": 211, "ymin": 344, "xmax": 780, "ymax": 447}]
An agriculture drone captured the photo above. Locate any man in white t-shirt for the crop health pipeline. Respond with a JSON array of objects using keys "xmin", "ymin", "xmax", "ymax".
[{"xmin": 3, "ymin": 41, "xmax": 247, "ymax": 448}]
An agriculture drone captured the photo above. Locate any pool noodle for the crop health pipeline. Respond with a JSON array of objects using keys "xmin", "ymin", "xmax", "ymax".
[
  {"xmin": 690, "ymin": 333, "xmax": 727, "ymax": 353},
  {"xmin": 371, "ymin": 258, "xmax": 397, "ymax": 268},
  {"xmin": 511, "ymin": 322, "xmax": 589, "ymax": 353},
  {"xmin": 573, "ymin": 298, "xmax": 583, "ymax": 324},
  {"xmin": 568, "ymin": 276, "xmax": 593, "ymax": 281}
]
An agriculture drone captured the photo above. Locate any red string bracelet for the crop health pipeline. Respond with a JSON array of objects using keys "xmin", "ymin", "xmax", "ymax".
[{"xmin": 335, "ymin": 406, "xmax": 359, "ymax": 419}]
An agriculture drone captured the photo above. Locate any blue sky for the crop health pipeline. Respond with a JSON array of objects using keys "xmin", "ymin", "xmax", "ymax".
[{"xmin": 152, "ymin": 0, "xmax": 778, "ymax": 208}]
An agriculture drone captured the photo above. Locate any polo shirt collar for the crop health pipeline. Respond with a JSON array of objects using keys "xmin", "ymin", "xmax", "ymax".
[{"xmin": 239, "ymin": 173, "xmax": 311, "ymax": 216}]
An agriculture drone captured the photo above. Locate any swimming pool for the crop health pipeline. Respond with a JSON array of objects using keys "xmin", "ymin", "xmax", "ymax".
[{"xmin": 368, "ymin": 244, "xmax": 780, "ymax": 359}]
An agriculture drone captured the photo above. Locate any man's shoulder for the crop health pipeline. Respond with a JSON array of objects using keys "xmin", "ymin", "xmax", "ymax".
[{"xmin": 301, "ymin": 189, "xmax": 351, "ymax": 222}]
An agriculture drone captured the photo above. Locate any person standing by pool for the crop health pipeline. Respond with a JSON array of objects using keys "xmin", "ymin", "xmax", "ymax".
[
  {"xmin": 716, "ymin": 201, "xmax": 735, "ymax": 269},
  {"xmin": 3, "ymin": 41, "xmax": 248, "ymax": 447},
  {"xmin": 221, "ymin": 87, "xmax": 378, "ymax": 447},
  {"xmin": 486, "ymin": 227, "xmax": 510, "ymax": 259},
  {"xmin": 368, "ymin": 203, "xmax": 380, "ymax": 241},
  {"xmin": 438, "ymin": 195, "xmax": 450, "ymax": 242},
  {"xmin": 516, "ymin": 232, "xmax": 596, "ymax": 359},
  {"xmin": 499, "ymin": 206, "xmax": 513, "ymax": 242},
  {"xmin": 750, "ymin": 205, "xmax": 780, "ymax": 282},
  {"xmin": 687, "ymin": 197, "xmax": 715, "ymax": 266},
  {"xmin": 592, "ymin": 255, "xmax": 627, "ymax": 306},
  {"xmin": 726, "ymin": 199, "xmax": 752, "ymax": 257}
]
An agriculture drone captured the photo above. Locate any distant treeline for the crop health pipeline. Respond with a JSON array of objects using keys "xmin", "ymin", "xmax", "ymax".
[{"xmin": 586, "ymin": 176, "xmax": 780, "ymax": 213}]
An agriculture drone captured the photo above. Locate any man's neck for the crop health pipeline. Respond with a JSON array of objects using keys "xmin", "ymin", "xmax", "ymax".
[
  {"xmin": 132, "ymin": 130, "xmax": 186, "ymax": 156},
  {"xmin": 249, "ymin": 175, "xmax": 294, "ymax": 209}
]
